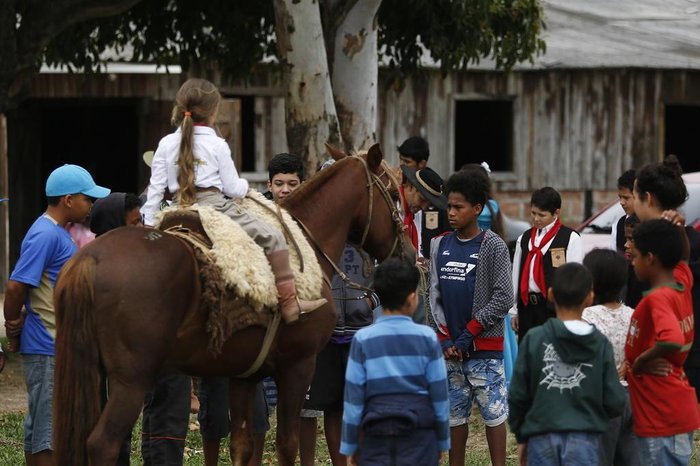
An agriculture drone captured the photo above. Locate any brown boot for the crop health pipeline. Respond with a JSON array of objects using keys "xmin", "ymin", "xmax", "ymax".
[{"xmin": 267, "ymin": 250, "xmax": 327, "ymax": 323}]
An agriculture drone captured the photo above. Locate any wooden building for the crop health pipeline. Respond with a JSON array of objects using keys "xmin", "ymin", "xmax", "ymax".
[{"xmin": 3, "ymin": 0, "xmax": 700, "ymax": 284}]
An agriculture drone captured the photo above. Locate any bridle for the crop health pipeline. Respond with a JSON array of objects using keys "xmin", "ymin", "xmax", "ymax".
[
  {"xmin": 355, "ymin": 155, "xmax": 408, "ymax": 260},
  {"xmin": 291, "ymin": 154, "xmax": 409, "ymax": 293}
]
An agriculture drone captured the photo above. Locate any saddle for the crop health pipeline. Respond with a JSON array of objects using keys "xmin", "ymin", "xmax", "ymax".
[
  {"xmin": 159, "ymin": 210, "xmax": 268, "ymax": 356},
  {"xmin": 156, "ymin": 194, "xmax": 324, "ymax": 355}
]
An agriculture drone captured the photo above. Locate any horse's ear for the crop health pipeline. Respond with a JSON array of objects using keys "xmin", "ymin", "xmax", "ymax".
[
  {"xmin": 366, "ymin": 143, "xmax": 383, "ymax": 173},
  {"xmin": 325, "ymin": 143, "xmax": 347, "ymax": 161}
]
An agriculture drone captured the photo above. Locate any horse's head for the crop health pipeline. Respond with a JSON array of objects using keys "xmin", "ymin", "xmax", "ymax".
[{"xmin": 326, "ymin": 143, "xmax": 416, "ymax": 264}]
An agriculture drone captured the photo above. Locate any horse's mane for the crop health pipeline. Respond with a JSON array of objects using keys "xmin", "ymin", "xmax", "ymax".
[{"xmin": 282, "ymin": 154, "xmax": 361, "ymax": 208}]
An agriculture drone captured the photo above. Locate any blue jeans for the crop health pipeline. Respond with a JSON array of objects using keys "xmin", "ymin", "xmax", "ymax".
[
  {"xmin": 527, "ymin": 432, "xmax": 600, "ymax": 466},
  {"xmin": 637, "ymin": 433, "xmax": 693, "ymax": 466},
  {"xmin": 22, "ymin": 354, "xmax": 55, "ymax": 453},
  {"xmin": 599, "ymin": 387, "xmax": 640, "ymax": 465}
]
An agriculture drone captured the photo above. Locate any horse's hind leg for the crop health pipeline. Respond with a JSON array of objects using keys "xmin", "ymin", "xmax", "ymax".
[
  {"xmin": 87, "ymin": 378, "xmax": 147, "ymax": 465},
  {"xmin": 227, "ymin": 379, "xmax": 257, "ymax": 466},
  {"xmin": 275, "ymin": 356, "xmax": 316, "ymax": 466}
]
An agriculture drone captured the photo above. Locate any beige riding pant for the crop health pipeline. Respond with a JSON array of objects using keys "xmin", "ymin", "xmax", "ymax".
[{"xmin": 195, "ymin": 190, "xmax": 286, "ymax": 253}]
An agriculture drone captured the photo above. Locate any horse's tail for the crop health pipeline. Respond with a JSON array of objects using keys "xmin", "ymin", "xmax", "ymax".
[{"xmin": 53, "ymin": 253, "xmax": 100, "ymax": 466}]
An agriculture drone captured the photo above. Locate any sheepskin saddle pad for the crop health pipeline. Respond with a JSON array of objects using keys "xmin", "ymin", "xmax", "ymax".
[{"xmin": 157, "ymin": 193, "xmax": 323, "ymax": 313}]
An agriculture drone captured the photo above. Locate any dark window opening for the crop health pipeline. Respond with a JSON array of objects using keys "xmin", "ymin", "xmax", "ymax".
[
  {"xmin": 665, "ymin": 104, "xmax": 700, "ymax": 173},
  {"xmin": 239, "ymin": 96, "xmax": 256, "ymax": 172},
  {"xmin": 454, "ymin": 99, "xmax": 513, "ymax": 172},
  {"xmin": 7, "ymin": 98, "xmax": 141, "ymax": 269}
]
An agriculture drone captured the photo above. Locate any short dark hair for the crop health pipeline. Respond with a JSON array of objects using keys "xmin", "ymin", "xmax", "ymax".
[
  {"xmin": 634, "ymin": 155, "xmax": 687, "ymax": 210},
  {"xmin": 632, "ymin": 219, "xmax": 683, "ymax": 269},
  {"xmin": 372, "ymin": 258, "xmax": 420, "ymax": 310},
  {"xmin": 268, "ymin": 153, "xmax": 304, "ymax": 182},
  {"xmin": 551, "ymin": 263, "xmax": 593, "ymax": 308},
  {"xmin": 445, "ymin": 170, "xmax": 489, "ymax": 207},
  {"xmin": 583, "ymin": 249, "xmax": 627, "ymax": 304},
  {"xmin": 124, "ymin": 193, "xmax": 142, "ymax": 212},
  {"xmin": 47, "ymin": 196, "xmax": 62, "ymax": 206},
  {"xmin": 624, "ymin": 213, "xmax": 640, "ymax": 228},
  {"xmin": 397, "ymin": 137, "xmax": 430, "ymax": 163},
  {"xmin": 617, "ymin": 169, "xmax": 636, "ymax": 191},
  {"xmin": 531, "ymin": 187, "xmax": 561, "ymax": 214}
]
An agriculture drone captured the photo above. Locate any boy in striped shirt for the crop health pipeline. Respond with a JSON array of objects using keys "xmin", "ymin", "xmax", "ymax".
[{"xmin": 340, "ymin": 258, "xmax": 449, "ymax": 466}]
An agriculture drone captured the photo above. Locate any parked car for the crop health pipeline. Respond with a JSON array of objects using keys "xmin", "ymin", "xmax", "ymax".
[{"xmin": 578, "ymin": 172, "xmax": 700, "ymax": 253}]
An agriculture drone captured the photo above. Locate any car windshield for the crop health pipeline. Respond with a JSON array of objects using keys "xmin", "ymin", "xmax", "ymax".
[{"xmin": 582, "ymin": 183, "xmax": 700, "ymax": 234}]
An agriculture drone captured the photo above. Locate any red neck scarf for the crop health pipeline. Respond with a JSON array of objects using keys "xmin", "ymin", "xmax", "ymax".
[
  {"xmin": 520, "ymin": 219, "xmax": 562, "ymax": 305},
  {"xmin": 400, "ymin": 185, "xmax": 419, "ymax": 250}
]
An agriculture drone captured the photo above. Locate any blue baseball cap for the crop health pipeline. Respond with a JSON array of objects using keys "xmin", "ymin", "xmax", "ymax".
[{"xmin": 45, "ymin": 164, "xmax": 110, "ymax": 199}]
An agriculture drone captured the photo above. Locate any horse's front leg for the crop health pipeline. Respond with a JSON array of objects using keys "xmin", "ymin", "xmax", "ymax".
[
  {"xmin": 275, "ymin": 356, "xmax": 317, "ymax": 466},
  {"xmin": 227, "ymin": 379, "xmax": 256, "ymax": 466}
]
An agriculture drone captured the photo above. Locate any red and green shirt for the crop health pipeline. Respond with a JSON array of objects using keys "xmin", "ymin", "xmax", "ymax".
[{"xmin": 625, "ymin": 262, "xmax": 700, "ymax": 437}]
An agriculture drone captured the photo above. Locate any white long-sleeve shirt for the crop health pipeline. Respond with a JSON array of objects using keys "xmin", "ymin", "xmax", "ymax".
[
  {"xmin": 509, "ymin": 218, "xmax": 583, "ymax": 314},
  {"xmin": 141, "ymin": 126, "xmax": 249, "ymax": 225}
]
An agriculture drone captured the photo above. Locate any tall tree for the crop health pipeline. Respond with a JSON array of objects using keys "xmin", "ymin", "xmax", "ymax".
[{"xmin": 7, "ymin": 0, "xmax": 545, "ymax": 171}]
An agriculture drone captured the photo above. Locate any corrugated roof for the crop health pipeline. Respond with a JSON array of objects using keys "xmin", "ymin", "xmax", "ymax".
[
  {"xmin": 470, "ymin": 0, "xmax": 700, "ymax": 70},
  {"xmin": 41, "ymin": 0, "xmax": 700, "ymax": 75}
]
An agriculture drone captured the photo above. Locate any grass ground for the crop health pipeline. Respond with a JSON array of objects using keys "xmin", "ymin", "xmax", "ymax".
[
  {"xmin": 0, "ymin": 335, "xmax": 698, "ymax": 464},
  {"xmin": 0, "ymin": 410, "xmax": 518, "ymax": 465}
]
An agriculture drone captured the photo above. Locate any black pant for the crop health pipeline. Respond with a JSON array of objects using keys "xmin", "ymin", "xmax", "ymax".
[
  {"xmin": 141, "ymin": 373, "xmax": 191, "ymax": 465},
  {"xmin": 518, "ymin": 297, "xmax": 555, "ymax": 343},
  {"xmin": 109, "ymin": 373, "xmax": 190, "ymax": 466}
]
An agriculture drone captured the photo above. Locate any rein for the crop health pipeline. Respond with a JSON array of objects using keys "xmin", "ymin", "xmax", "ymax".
[{"xmin": 290, "ymin": 155, "xmax": 407, "ymax": 295}]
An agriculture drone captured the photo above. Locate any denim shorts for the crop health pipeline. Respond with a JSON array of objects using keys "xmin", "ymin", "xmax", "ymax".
[
  {"xmin": 528, "ymin": 432, "xmax": 601, "ymax": 465},
  {"xmin": 22, "ymin": 354, "xmax": 55, "ymax": 453},
  {"xmin": 446, "ymin": 358, "xmax": 508, "ymax": 427},
  {"xmin": 637, "ymin": 432, "xmax": 693, "ymax": 466}
]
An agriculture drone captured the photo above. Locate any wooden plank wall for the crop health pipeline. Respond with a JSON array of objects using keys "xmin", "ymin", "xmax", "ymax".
[{"xmin": 378, "ymin": 69, "xmax": 700, "ymax": 192}]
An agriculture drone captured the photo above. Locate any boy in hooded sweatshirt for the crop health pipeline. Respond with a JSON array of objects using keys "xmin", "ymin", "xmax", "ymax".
[{"xmin": 508, "ymin": 263, "xmax": 626, "ymax": 466}]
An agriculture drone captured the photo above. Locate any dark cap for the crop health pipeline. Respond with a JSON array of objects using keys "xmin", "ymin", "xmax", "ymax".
[
  {"xmin": 397, "ymin": 136, "xmax": 430, "ymax": 162},
  {"xmin": 401, "ymin": 166, "xmax": 447, "ymax": 210}
]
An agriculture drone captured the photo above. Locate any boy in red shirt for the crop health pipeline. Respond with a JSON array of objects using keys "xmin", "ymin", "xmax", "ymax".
[{"xmin": 626, "ymin": 216, "xmax": 700, "ymax": 464}]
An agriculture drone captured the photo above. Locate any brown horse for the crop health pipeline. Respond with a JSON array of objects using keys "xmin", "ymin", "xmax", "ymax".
[{"xmin": 52, "ymin": 145, "xmax": 413, "ymax": 466}]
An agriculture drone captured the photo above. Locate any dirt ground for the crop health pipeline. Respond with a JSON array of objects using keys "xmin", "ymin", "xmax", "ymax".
[{"xmin": 0, "ymin": 352, "xmax": 27, "ymax": 413}]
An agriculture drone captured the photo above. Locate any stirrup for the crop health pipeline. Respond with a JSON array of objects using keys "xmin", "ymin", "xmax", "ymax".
[{"xmin": 283, "ymin": 297, "xmax": 327, "ymax": 324}]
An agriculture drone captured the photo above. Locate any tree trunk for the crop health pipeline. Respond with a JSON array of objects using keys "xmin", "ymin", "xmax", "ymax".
[
  {"xmin": 330, "ymin": 0, "xmax": 381, "ymax": 152},
  {"xmin": 273, "ymin": 0, "xmax": 342, "ymax": 175}
]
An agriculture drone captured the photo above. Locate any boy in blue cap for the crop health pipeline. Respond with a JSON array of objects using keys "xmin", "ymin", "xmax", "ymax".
[{"xmin": 4, "ymin": 164, "xmax": 109, "ymax": 466}]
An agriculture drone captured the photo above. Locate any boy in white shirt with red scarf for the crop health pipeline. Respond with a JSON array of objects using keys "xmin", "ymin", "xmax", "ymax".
[{"xmin": 510, "ymin": 187, "xmax": 582, "ymax": 341}]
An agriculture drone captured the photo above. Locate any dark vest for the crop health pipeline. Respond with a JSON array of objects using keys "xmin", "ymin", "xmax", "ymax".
[
  {"xmin": 615, "ymin": 215, "xmax": 626, "ymax": 253},
  {"xmin": 420, "ymin": 207, "xmax": 450, "ymax": 258},
  {"xmin": 517, "ymin": 225, "xmax": 577, "ymax": 308}
]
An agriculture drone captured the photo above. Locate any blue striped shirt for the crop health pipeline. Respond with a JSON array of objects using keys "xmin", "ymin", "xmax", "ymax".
[{"xmin": 340, "ymin": 314, "xmax": 450, "ymax": 455}]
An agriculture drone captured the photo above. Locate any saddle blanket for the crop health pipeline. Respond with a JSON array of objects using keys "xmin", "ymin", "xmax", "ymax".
[{"xmin": 156, "ymin": 190, "xmax": 324, "ymax": 311}]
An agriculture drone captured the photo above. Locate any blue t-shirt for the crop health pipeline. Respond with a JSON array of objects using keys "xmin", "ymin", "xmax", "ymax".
[
  {"xmin": 435, "ymin": 231, "xmax": 483, "ymax": 340},
  {"xmin": 477, "ymin": 199, "xmax": 499, "ymax": 231},
  {"xmin": 10, "ymin": 215, "xmax": 77, "ymax": 355}
]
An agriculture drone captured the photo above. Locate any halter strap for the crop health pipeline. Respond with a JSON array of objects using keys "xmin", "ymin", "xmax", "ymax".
[{"xmin": 290, "ymin": 155, "xmax": 408, "ymax": 294}]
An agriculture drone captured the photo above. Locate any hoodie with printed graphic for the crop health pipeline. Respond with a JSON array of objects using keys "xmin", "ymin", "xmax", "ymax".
[{"xmin": 508, "ymin": 319, "xmax": 626, "ymax": 443}]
